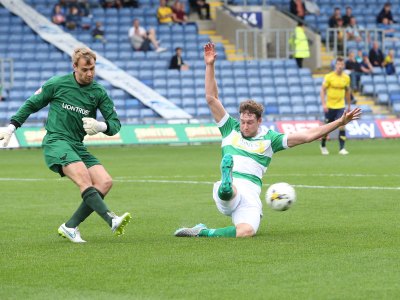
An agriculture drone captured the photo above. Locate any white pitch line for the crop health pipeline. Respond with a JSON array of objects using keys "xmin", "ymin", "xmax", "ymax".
[{"xmin": 0, "ymin": 177, "xmax": 399, "ymax": 190}]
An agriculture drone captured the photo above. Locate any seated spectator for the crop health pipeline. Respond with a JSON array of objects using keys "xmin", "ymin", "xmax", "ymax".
[
  {"xmin": 304, "ymin": 0, "xmax": 320, "ymax": 15},
  {"xmin": 92, "ymin": 21, "xmax": 107, "ymax": 43},
  {"xmin": 101, "ymin": 0, "xmax": 123, "ymax": 9},
  {"xmin": 377, "ymin": 2, "xmax": 395, "ymax": 24},
  {"xmin": 189, "ymin": 0, "xmax": 210, "ymax": 20},
  {"xmin": 383, "ymin": 49, "xmax": 396, "ymax": 75},
  {"xmin": 77, "ymin": 0, "xmax": 91, "ymax": 17},
  {"xmin": 369, "ymin": 41, "xmax": 385, "ymax": 67},
  {"xmin": 55, "ymin": 0, "xmax": 68, "ymax": 15},
  {"xmin": 360, "ymin": 52, "xmax": 374, "ymax": 75},
  {"xmin": 345, "ymin": 51, "xmax": 362, "ymax": 90},
  {"xmin": 346, "ymin": 17, "xmax": 363, "ymax": 42},
  {"xmin": 52, "ymin": 4, "xmax": 66, "ymax": 26},
  {"xmin": 332, "ymin": 18, "xmax": 345, "ymax": 55},
  {"xmin": 169, "ymin": 47, "xmax": 190, "ymax": 71},
  {"xmin": 121, "ymin": 0, "xmax": 138, "ymax": 8},
  {"xmin": 378, "ymin": 17, "xmax": 396, "ymax": 39},
  {"xmin": 0, "ymin": 85, "xmax": 4, "ymax": 102},
  {"xmin": 128, "ymin": 19, "xmax": 166, "ymax": 52},
  {"xmin": 290, "ymin": 0, "xmax": 306, "ymax": 20},
  {"xmin": 355, "ymin": 49, "xmax": 363, "ymax": 63},
  {"xmin": 342, "ymin": 6, "xmax": 353, "ymax": 27},
  {"xmin": 172, "ymin": 1, "xmax": 189, "ymax": 24},
  {"xmin": 65, "ymin": 6, "xmax": 81, "ymax": 30},
  {"xmin": 157, "ymin": 0, "xmax": 175, "ymax": 24},
  {"xmin": 328, "ymin": 7, "xmax": 341, "ymax": 28}
]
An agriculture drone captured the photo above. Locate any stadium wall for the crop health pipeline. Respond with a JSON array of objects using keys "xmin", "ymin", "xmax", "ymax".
[{"xmin": 1, "ymin": 119, "xmax": 400, "ymax": 149}]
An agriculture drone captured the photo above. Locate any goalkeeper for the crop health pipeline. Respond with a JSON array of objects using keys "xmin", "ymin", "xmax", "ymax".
[{"xmin": 0, "ymin": 47, "xmax": 131, "ymax": 243}]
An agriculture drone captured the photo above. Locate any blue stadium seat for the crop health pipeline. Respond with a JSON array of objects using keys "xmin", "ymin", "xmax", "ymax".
[
  {"xmin": 377, "ymin": 93, "xmax": 389, "ymax": 105},
  {"xmin": 279, "ymin": 105, "xmax": 292, "ymax": 114},
  {"xmin": 291, "ymin": 96, "xmax": 304, "ymax": 105},
  {"xmin": 292, "ymin": 105, "xmax": 306, "ymax": 114},
  {"xmin": 306, "ymin": 105, "xmax": 320, "ymax": 114},
  {"xmin": 276, "ymin": 86, "xmax": 290, "ymax": 96}
]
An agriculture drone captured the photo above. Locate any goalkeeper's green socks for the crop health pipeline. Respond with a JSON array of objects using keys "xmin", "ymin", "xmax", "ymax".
[
  {"xmin": 198, "ymin": 226, "xmax": 237, "ymax": 238},
  {"xmin": 66, "ymin": 189, "xmax": 105, "ymax": 228},
  {"xmin": 81, "ymin": 187, "xmax": 113, "ymax": 226}
]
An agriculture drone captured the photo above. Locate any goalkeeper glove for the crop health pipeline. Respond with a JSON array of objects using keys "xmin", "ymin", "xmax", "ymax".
[
  {"xmin": 0, "ymin": 124, "xmax": 16, "ymax": 147},
  {"xmin": 82, "ymin": 117, "xmax": 107, "ymax": 135}
]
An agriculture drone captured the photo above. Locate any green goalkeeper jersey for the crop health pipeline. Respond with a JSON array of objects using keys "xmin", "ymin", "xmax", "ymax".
[
  {"xmin": 217, "ymin": 114, "xmax": 288, "ymax": 188},
  {"xmin": 11, "ymin": 73, "xmax": 120, "ymax": 143}
]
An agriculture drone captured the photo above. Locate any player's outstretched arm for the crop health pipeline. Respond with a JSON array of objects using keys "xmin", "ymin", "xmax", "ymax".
[
  {"xmin": 287, "ymin": 107, "xmax": 362, "ymax": 147},
  {"xmin": 204, "ymin": 42, "xmax": 226, "ymax": 123}
]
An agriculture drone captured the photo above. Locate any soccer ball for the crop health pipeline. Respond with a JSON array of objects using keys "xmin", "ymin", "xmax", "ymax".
[{"xmin": 265, "ymin": 182, "xmax": 296, "ymax": 211}]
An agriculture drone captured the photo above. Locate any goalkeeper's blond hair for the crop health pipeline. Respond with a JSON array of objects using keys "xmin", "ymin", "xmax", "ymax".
[{"xmin": 72, "ymin": 47, "xmax": 96, "ymax": 66}]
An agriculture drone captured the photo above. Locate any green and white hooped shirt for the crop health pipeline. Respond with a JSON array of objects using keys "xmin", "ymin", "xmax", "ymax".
[{"xmin": 217, "ymin": 114, "xmax": 289, "ymax": 188}]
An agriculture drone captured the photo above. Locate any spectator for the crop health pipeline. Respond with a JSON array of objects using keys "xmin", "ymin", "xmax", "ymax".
[
  {"xmin": 342, "ymin": 6, "xmax": 353, "ymax": 27},
  {"xmin": 346, "ymin": 17, "xmax": 363, "ymax": 42},
  {"xmin": 328, "ymin": 7, "xmax": 341, "ymax": 28},
  {"xmin": 121, "ymin": 0, "xmax": 138, "ymax": 8},
  {"xmin": 0, "ymin": 85, "xmax": 4, "ymax": 102},
  {"xmin": 304, "ymin": 0, "xmax": 320, "ymax": 15},
  {"xmin": 383, "ymin": 49, "xmax": 396, "ymax": 75},
  {"xmin": 377, "ymin": 2, "xmax": 395, "ymax": 24},
  {"xmin": 172, "ymin": 1, "xmax": 189, "ymax": 24},
  {"xmin": 355, "ymin": 49, "xmax": 363, "ymax": 63},
  {"xmin": 169, "ymin": 47, "xmax": 190, "ymax": 71},
  {"xmin": 52, "ymin": 4, "xmax": 66, "ymax": 26},
  {"xmin": 369, "ymin": 41, "xmax": 385, "ymax": 67},
  {"xmin": 92, "ymin": 21, "xmax": 107, "ymax": 43},
  {"xmin": 378, "ymin": 17, "xmax": 396, "ymax": 39},
  {"xmin": 189, "ymin": 0, "xmax": 210, "ymax": 20},
  {"xmin": 360, "ymin": 52, "xmax": 374, "ymax": 75},
  {"xmin": 128, "ymin": 19, "xmax": 166, "ymax": 52},
  {"xmin": 289, "ymin": 22, "xmax": 310, "ymax": 68},
  {"xmin": 65, "ymin": 6, "xmax": 81, "ymax": 30},
  {"xmin": 56, "ymin": 0, "xmax": 68, "ymax": 14},
  {"xmin": 101, "ymin": 0, "xmax": 123, "ymax": 9},
  {"xmin": 333, "ymin": 18, "xmax": 345, "ymax": 55},
  {"xmin": 290, "ymin": 0, "xmax": 306, "ymax": 20},
  {"xmin": 77, "ymin": 0, "xmax": 91, "ymax": 17},
  {"xmin": 157, "ymin": 0, "xmax": 175, "ymax": 24},
  {"xmin": 345, "ymin": 51, "xmax": 362, "ymax": 91}
]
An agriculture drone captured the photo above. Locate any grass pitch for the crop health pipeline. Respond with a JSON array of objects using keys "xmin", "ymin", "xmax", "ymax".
[{"xmin": 0, "ymin": 139, "xmax": 399, "ymax": 299}]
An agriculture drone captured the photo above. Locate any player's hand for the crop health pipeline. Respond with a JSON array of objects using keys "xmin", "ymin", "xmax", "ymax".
[
  {"xmin": 82, "ymin": 117, "xmax": 107, "ymax": 135},
  {"xmin": 340, "ymin": 107, "xmax": 362, "ymax": 126},
  {"xmin": 0, "ymin": 124, "xmax": 16, "ymax": 147},
  {"xmin": 204, "ymin": 42, "xmax": 217, "ymax": 65}
]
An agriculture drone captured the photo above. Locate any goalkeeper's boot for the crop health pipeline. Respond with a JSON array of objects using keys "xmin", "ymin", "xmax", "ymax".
[
  {"xmin": 58, "ymin": 223, "xmax": 86, "ymax": 243},
  {"xmin": 174, "ymin": 223, "xmax": 208, "ymax": 237},
  {"xmin": 111, "ymin": 212, "xmax": 132, "ymax": 236},
  {"xmin": 218, "ymin": 154, "xmax": 234, "ymax": 200}
]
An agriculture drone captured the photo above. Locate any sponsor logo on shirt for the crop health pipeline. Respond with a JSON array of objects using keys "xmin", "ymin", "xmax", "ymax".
[
  {"xmin": 231, "ymin": 132, "xmax": 269, "ymax": 154},
  {"xmin": 62, "ymin": 103, "xmax": 90, "ymax": 116}
]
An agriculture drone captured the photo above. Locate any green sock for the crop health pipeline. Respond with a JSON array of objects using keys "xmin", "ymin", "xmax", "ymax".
[
  {"xmin": 65, "ymin": 189, "xmax": 105, "ymax": 228},
  {"xmin": 82, "ymin": 187, "xmax": 113, "ymax": 227},
  {"xmin": 198, "ymin": 226, "xmax": 236, "ymax": 238}
]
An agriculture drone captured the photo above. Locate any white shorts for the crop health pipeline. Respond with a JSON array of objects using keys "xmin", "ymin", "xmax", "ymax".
[{"xmin": 213, "ymin": 178, "xmax": 262, "ymax": 233}]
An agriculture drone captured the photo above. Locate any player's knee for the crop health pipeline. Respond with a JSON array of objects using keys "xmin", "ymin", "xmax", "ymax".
[
  {"xmin": 235, "ymin": 223, "xmax": 256, "ymax": 238},
  {"xmin": 102, "ymin": 176, "xmax": 113, "ymax": 192}
]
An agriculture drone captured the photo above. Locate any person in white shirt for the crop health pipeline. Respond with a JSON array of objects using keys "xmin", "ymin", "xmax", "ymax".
[{"xmin": 128, "ymin": 19, "xmax": 166, "ymax": 52}]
